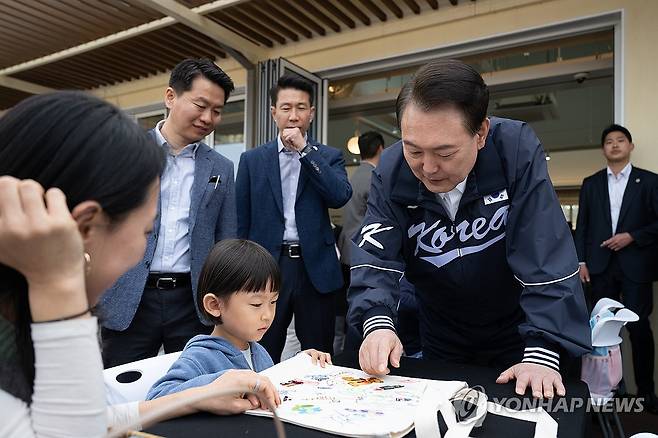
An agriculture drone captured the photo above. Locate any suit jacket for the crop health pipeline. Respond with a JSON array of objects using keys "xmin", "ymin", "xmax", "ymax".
[
  {"xmin": 99, "ymin": 134, "xmax": 237, "ymax": 331},
  {"xmin": 235, "ymin": 139, "xmax": 352, "ymax": 293},
  {"xmin": 575, "ymin": 166, "xmax": 658, "ymax": 283},
  {"xmin": 338, "ymin": 162, "xmax": 375, "ymax": 265}
]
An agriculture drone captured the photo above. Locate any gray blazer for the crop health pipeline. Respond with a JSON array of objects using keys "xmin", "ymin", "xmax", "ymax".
[
  {"xmin": 339, "ymin": 162, "xmax": 375, "ymax": 265},
  {"xmin": 99, "ymin": 139, "xmax": 237, "ymax": 331}
]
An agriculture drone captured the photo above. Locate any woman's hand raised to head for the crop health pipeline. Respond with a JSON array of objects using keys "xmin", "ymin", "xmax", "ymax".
[
  {"xmin": 0, "ymin": 176, "xmax": 88, "ymax": 321},
  {"xmin": 194, "ymin": 369, "xmax": 281, "ymax": 415}
]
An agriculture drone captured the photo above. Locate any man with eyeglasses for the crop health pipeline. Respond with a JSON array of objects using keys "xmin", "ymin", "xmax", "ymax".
[
  {"xmin": 100, "ymin": 58, "xmax": 237, "ymax": 367},
  {"xmin": 347, "ymin": 59, "xmax": 591, "ymax": 399}
]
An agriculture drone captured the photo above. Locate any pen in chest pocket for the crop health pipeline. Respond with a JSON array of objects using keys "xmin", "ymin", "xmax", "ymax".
[{"xmin": 209, "ymin": 175, "xmax": 221, "ymax": 189}]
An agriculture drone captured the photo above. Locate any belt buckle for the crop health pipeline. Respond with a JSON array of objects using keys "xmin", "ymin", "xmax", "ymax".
[
  {"xmin": 156, "ymin": 277, "xmax": 176, "ymax": 289},
  {"xmin": 288, "ymin": 244, "xmax": 301, "ymax": 259}
]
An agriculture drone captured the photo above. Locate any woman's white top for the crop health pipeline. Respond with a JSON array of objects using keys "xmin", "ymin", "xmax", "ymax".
[{"xmin": 0, "ymin": 317, "xmax": 140, "ymax": 437}]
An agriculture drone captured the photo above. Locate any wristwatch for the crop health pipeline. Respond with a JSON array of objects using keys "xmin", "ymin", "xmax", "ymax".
[{"xmin": 299, "ymin": 143, "xmax": 315, "ymax": 157}]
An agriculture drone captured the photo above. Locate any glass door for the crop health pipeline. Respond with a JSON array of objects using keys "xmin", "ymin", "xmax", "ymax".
[{"xmin": 256, "ymin": 58, "xmax": 327, "ymax": 145}]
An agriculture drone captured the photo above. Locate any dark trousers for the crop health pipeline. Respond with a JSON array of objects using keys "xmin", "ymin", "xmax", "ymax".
[
  {"xmin": 259, "ymin": 254, "xmax": 336, "ymax": 363},
  {"xmin": 101, "ymin": 284, "xmax": 211, "ymax": 368},
  {"xmin": 590, "ymin": 256, "xmax": 655, "ymax": 395}
]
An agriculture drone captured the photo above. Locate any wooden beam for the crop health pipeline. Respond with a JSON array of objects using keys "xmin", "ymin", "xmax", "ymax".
[
  {"xmin": 134, "ymin": 0, "xmax": 266, "ymax": 65},
  {"xmin": 403, "ymin": 0, "xmax": 421, "ymax": 14},
  {"xmin": 208, "ymin": 12, "xmax": 274, "ymax": 47},
  {"xmin": 256, "ymin": 0, "xmax": 313, "ymax": 39},
  {"xmin": 316, "ymin": 2, "xmax": 355, "ymax": 29},
  {"xmin": 359, "ymin": 0, "xmax": 387, "ymax": 22},
  {"xmin": 276, "ymin": 0, "xmax": 326, "ymax": 36},
  {"xmin": 294, "ymin": 0, "xmax": 341, "ymax": 32},
  {"xmin": 336, "ymin": 0, "xmax": 371, "ymax": 26},
  {"xmin": 242, "ymin": 3, "xmax": 300, "ymax": 41},
  {"xmin": 0, "ymin": 0, "xmax": 246, "ymax": 76},
  {"xmin": 381, "ymin": 0, "xmax": 403, "ymax": 19},
  {"xmin": 0, "ymin": 75, "xmax": 56, "ymax": 94}
]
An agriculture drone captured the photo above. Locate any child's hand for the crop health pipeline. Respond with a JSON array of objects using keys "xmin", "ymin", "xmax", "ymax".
[{"xmin": 303, "ymin": 349, "xmax": 332, "ymax": 368}]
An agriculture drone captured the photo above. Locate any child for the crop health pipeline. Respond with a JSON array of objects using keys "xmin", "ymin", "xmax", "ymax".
[{"xmin": 146, "ymin": 239, "xmax": 331, "ymax": 401}]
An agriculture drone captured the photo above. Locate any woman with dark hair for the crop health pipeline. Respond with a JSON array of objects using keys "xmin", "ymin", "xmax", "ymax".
[{"xmin": 0, "ymin": 91, "xmax": 277, "ymax": 437}]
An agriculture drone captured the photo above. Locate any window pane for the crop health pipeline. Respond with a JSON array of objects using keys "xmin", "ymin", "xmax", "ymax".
[
  {"xmin": 137, "ymin": 114, "xmax": 164, "ymax": 131},
  {"xmin": 214, "ymin": 100, "xmax": 245, "ymax": 147},
  {"xmin": 213, "ymin": 100, "xmax": 245, "ymax": 179}
]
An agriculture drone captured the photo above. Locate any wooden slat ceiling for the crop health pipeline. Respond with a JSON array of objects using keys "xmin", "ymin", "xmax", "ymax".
[
  {"xmin": 0, "ymin": 0, "xmax": 165, "ymax": 69},
  {"xmin": 0, "ymin": 0, "xmax": 472, "ymax": 109}
]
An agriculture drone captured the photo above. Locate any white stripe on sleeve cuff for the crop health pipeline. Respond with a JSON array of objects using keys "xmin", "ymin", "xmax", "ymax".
[
  {"xmin": 522, "ymin": 347, "xmax": 560, "ymax": 371},
  {"xmin": 363, "ymin": 315, "xmax": 395, "ymax": 338}
]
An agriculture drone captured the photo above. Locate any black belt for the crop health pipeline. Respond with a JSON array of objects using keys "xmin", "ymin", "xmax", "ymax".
[
  {"xmin": 146, "ymin": 273, "xmax": 191, "ymax": 289},
  {"xmin": 281, "ymin": 243, "xmax": 302, "ymax": 258}
]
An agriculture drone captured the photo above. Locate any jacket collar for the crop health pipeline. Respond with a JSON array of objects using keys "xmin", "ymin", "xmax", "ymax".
[{"xmin": 390, "ymin": 136, "xmax": 507, "ymax": 212}]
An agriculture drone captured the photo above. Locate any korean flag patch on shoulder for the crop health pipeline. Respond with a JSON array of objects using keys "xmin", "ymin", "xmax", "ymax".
[{"xmin": 483, "ymin": 189, "xmax": 508, "ymax": 205}]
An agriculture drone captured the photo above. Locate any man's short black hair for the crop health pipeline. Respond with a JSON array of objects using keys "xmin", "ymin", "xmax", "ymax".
[
  {"xmin": 601, "ymin": 124, "xmax": 632, "ymax": 146},
  {"xmin": 396, "ymin": 59, "xmax": 489, "ymax": 135},
  {"xmin": 358, "ymin": 131, "xmax": 384, "ymax": 160},
  {"xmin": 270, "ymin": 74, "xmax": 314, "ymax": 106},
  {"xmin": 169, "ymin": 58, "xmax": 234, "ymax": 101}
]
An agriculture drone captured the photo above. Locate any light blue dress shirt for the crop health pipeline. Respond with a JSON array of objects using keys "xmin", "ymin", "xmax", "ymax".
[
  {"xmin": 277, "ymin": 135, "xmax": 305, "ymax": 243},
  {"xmin": 151, "ymin": 120, "xmax": 199, "ymax": 273}
]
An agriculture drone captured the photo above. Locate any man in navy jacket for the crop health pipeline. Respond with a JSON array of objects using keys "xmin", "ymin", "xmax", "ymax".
[
  {"xmin": 236, "ymin": 75, "xmax": 352, "ymax": 362},
  {"xmin": 347, "ymin": 59, "xmax": 590, "ymax": 399}
]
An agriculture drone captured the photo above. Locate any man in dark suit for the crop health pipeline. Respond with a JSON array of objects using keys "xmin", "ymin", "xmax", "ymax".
[
  {"xmin": 339, "ymin": 131, "xmax": 384, "ymax": 265},
  {"xmin": 575, "ymin": 124, "xmax": 658, "ymax": 412},
  {"xmin": 236, "ymin": 74, "xmax": 352, "ymax": 362},
  {"xmin": 100, "ymin": 59, "xmax": 237, "ymax": 367},
  {"xmin": 336, "ymin": 131, "xmax": 383, "ymax": 353}
]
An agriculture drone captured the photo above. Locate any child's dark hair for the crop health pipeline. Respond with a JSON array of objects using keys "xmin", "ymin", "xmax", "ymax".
[{"xmin": 197, "ymin": 239, "xmax": 281, "ymax": 324}]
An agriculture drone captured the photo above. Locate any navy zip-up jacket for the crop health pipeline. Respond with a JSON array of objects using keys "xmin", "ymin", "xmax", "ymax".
[{"xmin": 347, "ymin": 117, "xmax": 591, "ymax": 370}]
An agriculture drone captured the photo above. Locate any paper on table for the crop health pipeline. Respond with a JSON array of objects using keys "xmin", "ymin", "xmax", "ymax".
[{"xmin": 246, "ymin": 353, "xmax": 466, "ymax": 437}]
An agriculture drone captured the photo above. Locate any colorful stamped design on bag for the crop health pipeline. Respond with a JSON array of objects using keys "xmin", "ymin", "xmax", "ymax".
[
  {"xmin": 292, "ymin": 404, "xmax": 322, "ymax": 414},
  {"xmin": 343, "ymin": 407, "xmax": 385, "ymax": 417},
  {"xmin": 342, "ymin": 376, "xmax": 384, "ymax": 387},
  {"xmin": 375, "ymin": 385, "xmax": 404, "ymax": 391},
  {"xmin": 306, "ymin": 374, "xmax": 330, "ymax": 382},
  {"xmin": 251, "ymin": 355, "xmax": 430, "ymax": 435}
]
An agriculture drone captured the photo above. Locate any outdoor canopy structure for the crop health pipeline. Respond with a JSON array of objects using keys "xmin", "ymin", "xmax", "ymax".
[{"xmin": 0, "ymin": 0, "xmax": 473, "ymax": 110}]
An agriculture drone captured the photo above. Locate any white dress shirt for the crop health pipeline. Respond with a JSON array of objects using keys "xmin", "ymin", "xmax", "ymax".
[
  {"xmin": 607, "ymin": 162, "xmax": 632, "ymax": 235},
  {"xmin": 277, "ymin": 135, "xmax": 305, "ymax": 243},
  {"xmin": 435, "ymin": 178, "xmax": 468, "ymax": 221}
]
